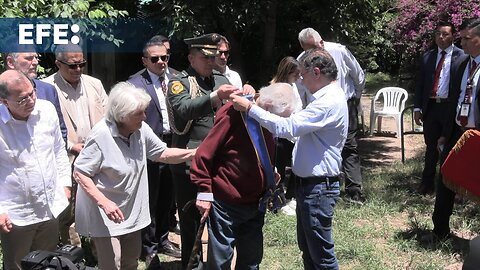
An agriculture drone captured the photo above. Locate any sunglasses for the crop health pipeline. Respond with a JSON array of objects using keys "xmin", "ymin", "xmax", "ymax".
[
  {"xmin": 218, "ymin": 50, "xmax": 230, "ymax": 57},
  {"xmin": 148, "ymin": 55, "xmax": 170, "ymax": 63},
  {"xmin": 59, "ymin": 60, "xmax": 87, "ymax": 69}
]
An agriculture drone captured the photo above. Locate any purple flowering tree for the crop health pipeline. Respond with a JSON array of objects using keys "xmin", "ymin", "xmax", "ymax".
[{"xmin": 391, "ymin": 0, "xmax": 480, "ymax": 70}]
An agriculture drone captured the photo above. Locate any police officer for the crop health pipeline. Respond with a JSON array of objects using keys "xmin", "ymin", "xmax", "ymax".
[{"xmin": 167, "ymin": 33, "xmax": 253, "ymax": 269}]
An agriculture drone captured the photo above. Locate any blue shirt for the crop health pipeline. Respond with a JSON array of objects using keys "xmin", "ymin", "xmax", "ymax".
[{"xmin": 249, "ymin": 83, "xmax": 348, "ymax": 178}]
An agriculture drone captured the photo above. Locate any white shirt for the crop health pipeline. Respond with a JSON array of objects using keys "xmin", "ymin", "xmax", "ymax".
[
  {"xmin": 323, "ymin": 42, "xmax": 365, "ymax": 99},
  {"xmin": 0, "ymin": 100, "xmax": 70, "ymax": 226},
  {"xmin": 434, "ymin": 45, "xmax": 454, "ymax": 98},
  {"xmin": 249, "ymin": 83, "xmax": 348, "ymax": 177},
  {"xmin": 223, "ymin": 66, "xmax": 243, "ymax": 89},
  {"xmin": 74, "ymin": 119, "xmax": 167, "ymax": 237},
  {"xmin": 297, "ymin": 43, "xmax": 365, "ymax": 100},
  {"xmin": 147, "ymin": 69, "xmax": 171, "ymax": 133},
  {"xmin": 456, "ymin": 55, "xmax": 480, "ymax": 128}
]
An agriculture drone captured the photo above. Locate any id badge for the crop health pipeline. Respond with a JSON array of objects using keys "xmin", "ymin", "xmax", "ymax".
[{"xmin": 460, "ymin": 102, "xmax": 471, "ymax": 117}]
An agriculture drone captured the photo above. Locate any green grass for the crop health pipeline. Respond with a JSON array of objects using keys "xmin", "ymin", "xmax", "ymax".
[
  {"xmin": 260, "ymin": 156, "xmax": 478, "ymax": 269},
  {"xmin": 2, "ymin": 73, "xmax": 477, "ymax": 269}
]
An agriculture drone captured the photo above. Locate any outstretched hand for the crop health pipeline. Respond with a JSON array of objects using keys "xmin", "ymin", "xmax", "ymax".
[
  {"xmin": 230, "ymin": 94, "xmax": 252, "ymax": 112},
  {"xmin": 217, "ymin": 84, "xmax": 242, "ymax": 100}
]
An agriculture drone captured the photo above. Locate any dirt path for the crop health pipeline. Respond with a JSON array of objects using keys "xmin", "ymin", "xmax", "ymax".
[{"xmin": 358, "ymin": 94, "xmax": 425, "ymax": 166}]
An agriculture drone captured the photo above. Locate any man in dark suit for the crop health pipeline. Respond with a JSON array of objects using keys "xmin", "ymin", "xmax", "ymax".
[
  {"xmin": 425, "ymin": 18, "xmax": 480, "ymax": 242},
  {"xmin": 414, "ymin": 21, "xmax": 464, "ymax": 195},
  {"xmin": 167, "ymin": 33, "xmax": 252, "ymax": 269},
  {"xmin": 127, "ymin": 36, "xmax": 181, "ymax": 267},
  {"xmin": 5, "ymin": 52, "xmax": 67, "ymax": 144}
]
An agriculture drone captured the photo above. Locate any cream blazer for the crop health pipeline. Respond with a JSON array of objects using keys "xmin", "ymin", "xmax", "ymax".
[{"xmin": 43, "ymin": 73, "xmax": 108, "ymax": 162}]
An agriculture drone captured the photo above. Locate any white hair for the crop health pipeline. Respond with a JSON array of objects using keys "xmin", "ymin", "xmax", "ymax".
[
  {"xmin": 257, "ymin": 83, "xmax": 297, "ymax": 117},
  {"xmin": 106, "ymin": 82, "xmax": 151, "ymax": 123},
  {"xmin": 298, "ymin": 28, "xmax": 322, "ymax": 46}
]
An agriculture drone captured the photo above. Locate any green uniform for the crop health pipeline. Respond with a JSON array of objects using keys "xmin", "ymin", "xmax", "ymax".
[{"xmin": 167, "ymin": 65, "xmax": 230, "ymax": 268}]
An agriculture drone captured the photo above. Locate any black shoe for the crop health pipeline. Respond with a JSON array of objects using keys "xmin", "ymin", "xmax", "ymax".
[
  {"xmin": 419, "ymin": 231, "xmax": 450, "ymax": 245},
  {"xmin": 145, "ymin": 253, "xmax": 162, "ymax": 270},
  {"xmin": 417, "ymin": 182, "xmax": 434, "ymax": 195},
  {"xmin": 169, "ymin": 224, "xmax": 181, "ymax": 235},
  {"xmin": 159, "ymin": 240, "xmax": 181, "ymax": 258},
  {"xmin": 343, "ymin": 191, "xmax": 366, "ymax": 205}
]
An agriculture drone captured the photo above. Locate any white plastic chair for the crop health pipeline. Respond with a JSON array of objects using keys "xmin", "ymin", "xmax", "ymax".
[{"xmin": 369, "ymin": 87, "xmax": 408, "ymax": 137}]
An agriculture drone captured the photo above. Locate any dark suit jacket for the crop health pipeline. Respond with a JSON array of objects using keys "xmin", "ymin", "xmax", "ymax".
[
  {"xmin": 33, "ymin": 79, "xmax": 68, "ymax": 144},
  {"xmin": 127, "ymin": 68, "xmax": 178, "ymax": 138},
  {"xmin": 414, "ymin": 45, "xmax": 464, "ymax": 118},
  {"xmin": 441, "ymin": 54, "xmax": 471, "ymax": 142}
]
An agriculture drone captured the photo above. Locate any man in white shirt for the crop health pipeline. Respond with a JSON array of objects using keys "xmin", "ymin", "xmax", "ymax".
[
  {"xmin": 0, "ymin": 70, "xmax": 71, "ymax": 270},
  {"xmin": 413, "ymin": 21, "xmax": 464, "ymax": 195},
  {"xmin": 214, "ymin": 35, "xmax": 243, "ymax": 89},
  {"xmin": 298, "ymin": 28, "xmax": 366, "ymax": 203}
]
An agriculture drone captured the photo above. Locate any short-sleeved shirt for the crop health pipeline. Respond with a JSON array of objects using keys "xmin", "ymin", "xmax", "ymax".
[{"xmin": 74, "ymin": 118, "xmax": 167, "ymax": 237}]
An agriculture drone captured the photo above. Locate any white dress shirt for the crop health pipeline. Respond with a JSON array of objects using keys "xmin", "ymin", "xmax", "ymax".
[
  {"xmin": 456, "ymin": 55, "xmax": 480, "ymax": 128},
  {"xmin": 147, "ymin": 69, "xmax": 171, "ymax": 133},
  {"xmin": 0, "ymin": 100, "xmax": 70, "ymax": 226},
  {"xmin": 248, "ymin": 83, "xmax": 348, "ymax": 177},
  {"xmin": 434, "ymin": 45, "xmax": 454, "ymax": 98},
  {"xmin": 223, "ymin": 66, "xmax": 243, "ymax": 89},
  {"xmin": 323, "ymin": 42, "xmax": 365, "ymax": 99}
]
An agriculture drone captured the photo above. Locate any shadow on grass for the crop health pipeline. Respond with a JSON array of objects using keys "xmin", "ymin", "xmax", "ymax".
[{"xmin": 396, "ymin": 226, "xmax": 470, "ymax": 258}]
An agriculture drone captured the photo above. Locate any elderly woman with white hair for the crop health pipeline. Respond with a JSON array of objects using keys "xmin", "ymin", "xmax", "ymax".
[{"xmin": 73, "ymin": 82, "xmax": 196, "ymax": 270}]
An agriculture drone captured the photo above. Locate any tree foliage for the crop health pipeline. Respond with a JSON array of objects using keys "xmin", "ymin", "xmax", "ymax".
[
  {"xmin": 391, "ymin": 0, "xmax": 480, "ymax": 71},
  {"xmin": 135, "ymin": 0, "xmax": 397, "ymax": 86}
]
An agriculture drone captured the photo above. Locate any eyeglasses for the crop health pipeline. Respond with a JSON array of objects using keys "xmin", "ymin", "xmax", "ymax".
[
  {"xmin": 218, "ymin": 50, "xmax": 230, "ymax": 57},
  {"xmin": 148, "ymin": 55, "xmax": 170, "ymax": 63},
  {"xmin": 59, "ymin": 60, "xmax": 86, "ymax": 69},
  {"xmin": 13, "ymin": 88, "xmax": 37, "ymax": 106}
]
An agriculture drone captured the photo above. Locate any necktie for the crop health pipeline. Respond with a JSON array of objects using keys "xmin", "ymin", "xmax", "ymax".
[
  {"xmin": 160, "ymin": 76, "xmax": 167, "ymax": 94},
  {"xmin": 431, "ymin": 50, "xmax": 446, "ymax": 97},
  {"xmin": 457, "ymin": 59, "xmax": 477, "ymax": 126}
]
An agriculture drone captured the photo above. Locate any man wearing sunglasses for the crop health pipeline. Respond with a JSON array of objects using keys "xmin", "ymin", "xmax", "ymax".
[
  {"xmin": 0, "ymin": 70, "xmax": 71, "ymax": 270},
  {"xmin": 127, "ymin": 35, "xmax": 181, "ymax": 268},
  {"xmin": 213, "ymin": 35, "xmax": 243, "ymax": 90},
  {"xmin": 43, "ymin": 44, "xmax": 108, "ymax": 248},
  {"xmin": 4, "ymin": 51, "xmax": 67, "ymax": 145}
]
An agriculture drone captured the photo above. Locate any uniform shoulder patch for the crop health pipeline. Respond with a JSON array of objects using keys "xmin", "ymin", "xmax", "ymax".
[{"xmin": 171, "ymin": 81, "xmax": 185, "ymax": 94}]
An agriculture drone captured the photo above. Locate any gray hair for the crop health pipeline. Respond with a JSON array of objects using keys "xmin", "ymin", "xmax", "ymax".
[
  {"xmin": 298, "ymin": 28, "xmax": 322, "ymax": 47},
  {"xmin": 257, "ymin": 83, "xmax": 297, "ymax": 117},
  {"xmin": 55, "ymin": 44, "xmax": 83, "ymax": 61},
  {"xmin": 106, "ymin": 82, "xmax": 151, "ymax": 123},
  {"xmin": 299, "ymin": 48, "xmax": 338, "ymax": 81}
]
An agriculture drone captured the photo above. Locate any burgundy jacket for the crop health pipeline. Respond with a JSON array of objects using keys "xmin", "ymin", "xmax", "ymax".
[{"xmin": 190, "ymin": 102, "xmax": 275, "ymax": 206}]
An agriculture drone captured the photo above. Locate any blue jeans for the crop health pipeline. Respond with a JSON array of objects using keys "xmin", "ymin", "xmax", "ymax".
[
  {"xmin": 207, "ymin": 200, "xmax": 265, "ymax": 270},
  {"xmin": 296, "ymin": 179, "xmax": 340, "ymax": 270}
]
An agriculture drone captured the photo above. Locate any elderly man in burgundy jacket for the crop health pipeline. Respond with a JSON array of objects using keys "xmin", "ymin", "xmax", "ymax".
[{"xmin": 190, "ymin": 83, "xmax": 297, "ymax": 269}]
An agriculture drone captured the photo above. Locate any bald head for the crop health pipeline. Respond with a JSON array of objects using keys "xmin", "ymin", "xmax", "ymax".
[
  {"xmin": 0, "ymin": 70, "xmax": 36, "ymax": 120},
  {"xmin": 0, "ymin": 70, "xmax": 32, "ymax": 99}
]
